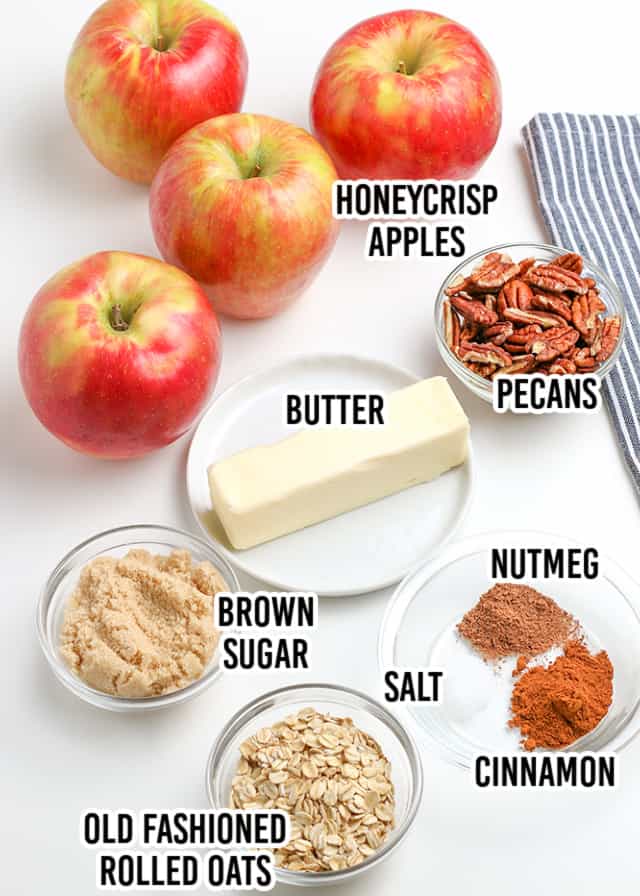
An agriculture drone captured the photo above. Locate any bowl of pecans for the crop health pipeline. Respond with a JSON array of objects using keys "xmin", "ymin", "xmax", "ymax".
[
  {"xmin": 206, "ymin": 683, "xmax": 423, "ymax": 886},
  {"xmin": 434, "ymin": 242, "xmax": 625, "ymax": 402}
]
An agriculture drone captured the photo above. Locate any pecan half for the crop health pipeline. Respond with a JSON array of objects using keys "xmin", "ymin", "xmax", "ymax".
[
  {"xmin": 503, "ymin": 307, "xmax": 569, "ymax": 329},
  {"xmin": 531, "ymin": 291, "xmax": 573, "ymax": 322},
  {"xmin": 458, "ymin": 341, "xmax": 512, "ymax": 367},
  {"xmin": 460, "ymin": 321, "xmax": 480, "ymax": 342},
  {"xmin": 450, "ymin": 295, "xmax": 498, "ymax": 326},
  {"xmin": 551, "ymin": 252, "xmax": 583, "ymax": 274},
  {"xmin": 442, "ymin": 300, "xmax": 460, "ymax": 352},
  {"xmin": 572, "ymin": 290, "xmax": 607, "ymax": 343},
  {"xmin": 493, "ymin": 354, "xmax": 537, "ymax": 376},
  {"xmin": 549, "ymin": 358, "xmax": 577, "ymax": 375},
  {"xmin": 506, "ymin": 324, "xmax": 543, "ymax": 345},
  {"xmin": 571, "ymin": 347, "xmax": 598, "ymax": 371},
  {"xmin": 469, "ymin": 252, "xmax": 520, "ymax": 291},
  {"xmin": 467, "ymin": 362, "xmax": 498, "ymax": 379},
  {"xmin": 524, "ymin": 264, "xmax": 588, "ymax": 296},
  {"xmin": 588, "ymin": 317, "xmax": 603, "ymax": 352},
  {"xmin": 483, "ymin": 321, "xmax": 514, "ymax": 346},
  {"xmin": 485, "ymin": 295, "xmax": 497, "ymax": 314},
  {"xmin": 516, "ymin": 257, "xmax": 536, "ymax": 278},
  {"xmin": 529, "ymin": 327, "xmax": 579, "ymax": 362},
  {"xmin": 444, "ymin": 274, "xmax": 473, "ymax": 297},
  {"xmin": 500, "ymin": 279, "xmax": 534, "ymax": 313},
  {"xmin": 504, "ymin": 324, "xmax": 543, "ymax": 354},
  {"xmin": 593, "ymin": 316, "xmax": 621, "ymax": 363}
]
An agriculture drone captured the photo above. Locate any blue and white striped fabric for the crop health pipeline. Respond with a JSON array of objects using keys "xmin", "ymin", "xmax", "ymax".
[{"xmin": 522, "ymin": 113, "xmax": 640, "ymax": 495}]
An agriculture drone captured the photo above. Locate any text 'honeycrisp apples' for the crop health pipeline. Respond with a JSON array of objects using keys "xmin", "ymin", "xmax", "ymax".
[
  {"xmin": 65, "ymin": 0, "xmax": 248, "ymax": 184},
  {"xmin": 149, "ymin": 114, "xmax": 340, "ymax": 319},
  {"xmin": 18, "ymin": 252, "xmax": 221, "ymax": 459},
  {"xmin": 310, "ymin": 10, "xmax": 501, "ymax": 180}
]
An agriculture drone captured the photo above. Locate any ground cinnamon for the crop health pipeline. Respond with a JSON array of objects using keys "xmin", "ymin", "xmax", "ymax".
[
  {"xmin": 457, "ymin": 582, "xmax": 575, "ymax": 660},
  {"xmin": 509, "ymin": 640, "xmax": 613, "ymax": 750}
]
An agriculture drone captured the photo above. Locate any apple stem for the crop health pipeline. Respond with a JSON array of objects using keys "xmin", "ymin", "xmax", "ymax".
[
  {"xmin": 154, "ymin": 33, "xmax": 165, "ymax": 52},
  {"xmin": 396, "ymin": 59, "xmax": 407, "ymax": 74},
  {"xmin": 110, "ymin": 304, "xmax": 129, "ymax": 332},
  {"xmin": 252, "ymin": 160, "xmax": 262, "ymax": 177}
]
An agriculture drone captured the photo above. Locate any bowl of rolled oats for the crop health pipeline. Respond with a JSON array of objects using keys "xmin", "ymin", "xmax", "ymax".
[
  {"xmin": 434, "ymin": 242, "xmax": 625, "ymax": 402},
  {"xmin": 205, "ymin": 683, "xmax": 423, "ymax": 885}
]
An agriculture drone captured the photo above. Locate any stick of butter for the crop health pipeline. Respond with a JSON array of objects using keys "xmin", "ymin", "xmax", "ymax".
[{"xmin": 207, "ymin": 376, "xmax": 469, "ymax": 550}]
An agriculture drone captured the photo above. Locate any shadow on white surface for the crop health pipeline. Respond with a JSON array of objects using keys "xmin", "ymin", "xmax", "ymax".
[
  {"xmin": 11, "ymin": 93, "xmax": 157, "ymax": 263},
  {"xmin": 15, "ymin": 94, "xmax": 140, "ymax": 203}
]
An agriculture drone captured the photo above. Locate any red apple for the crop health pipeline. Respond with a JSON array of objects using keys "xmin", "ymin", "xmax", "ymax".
[
  {"xmin": 310, "ymin": 10, "xmax": 501, "ymax": 180},
  {"xmin": 19, "ymin": 252, "xmax": 221, "ymax": 459},
  {"xmin": 150, "ymin": 113, "xmax": 339, "ymax": 319},
  {"xmin": 65, "ymin": 0, "xmax": 247, "ymax": 184}
]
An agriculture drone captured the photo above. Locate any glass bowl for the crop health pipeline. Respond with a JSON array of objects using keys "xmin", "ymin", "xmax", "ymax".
[
  {"xmin": 37, "ymin": 524, "xmax": 239, "ymax": 712},
  {"xmin": 205, "ymin": 683, "xmax": 423, "ymax": 887},
  {"xmin": 379, "ymin": 530, "xmax": 640, "ymax": 768},
  {"xmin": 434, "ymin": 242, "xmax": 626, "ymax": 403}
]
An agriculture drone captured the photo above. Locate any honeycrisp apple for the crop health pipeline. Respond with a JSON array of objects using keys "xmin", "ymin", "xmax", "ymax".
[
  {"xmin": 311, "ymin": 10, "xmax": 501, "ymax": 180},
  {"xmin": 150, "ymin": 113, "xmax": 339, "ymax": 319},
  {"xmin": 19, "ymin": 252, "xmax": 221, "ymax": 459},
  {"xmin": 65, "ymin": 0, "xmax": 247, "ymax": 184}
]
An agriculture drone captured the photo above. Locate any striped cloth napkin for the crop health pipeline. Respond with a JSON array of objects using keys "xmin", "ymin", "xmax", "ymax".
[{"xmin": 522, "ymin": 113, "xmax": 640, "ymax": 495}]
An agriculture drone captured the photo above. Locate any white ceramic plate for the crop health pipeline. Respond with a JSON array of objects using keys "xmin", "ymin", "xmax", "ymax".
[{"xmin": 186, "ymin": 353, "xmax": 473, "ymax": 595}]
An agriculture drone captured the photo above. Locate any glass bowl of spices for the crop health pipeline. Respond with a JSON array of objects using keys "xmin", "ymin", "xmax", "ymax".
[
  {"xmin": 379, "ymin": 530, "xmax": 640, "ymax": 767},
  {"xmin": 206, "ymin": 683, "xmax": 423, "ymax": 886},
  {"xmin": 434, "ymin": 242, "xmax": 625, "ymax": 403},
  {"xmin": 37, "ymin": 524, "xmax": 239, "ymax": 712}
]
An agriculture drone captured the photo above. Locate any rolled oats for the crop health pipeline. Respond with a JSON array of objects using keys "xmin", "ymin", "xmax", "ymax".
[{"xmin": 229, "ymin": 708, "xmax": 395, "ymax": 873}]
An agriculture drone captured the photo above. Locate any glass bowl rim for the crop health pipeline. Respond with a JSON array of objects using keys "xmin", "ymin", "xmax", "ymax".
[
  {"xmin": 433, "ymin": 241, "xmax": 627, "ymax": 396},
  {"xmin": 205, "ymin": 681, "xmax": 424, "ymax": 885},
  {"xmin": 36, "ymin": 522, "xmax": 240, "ymax": 712},
  {"xmin": 378, "ymin": 527, "xmax": 640, "ymax": 768}
]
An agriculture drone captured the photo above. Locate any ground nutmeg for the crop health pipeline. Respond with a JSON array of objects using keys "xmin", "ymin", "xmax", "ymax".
[{"xmin": 457, "ymin": 582, "xmax": 575, "ymax": 660}]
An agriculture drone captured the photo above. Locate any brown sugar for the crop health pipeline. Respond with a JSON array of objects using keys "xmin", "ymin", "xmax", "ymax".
[
  {"xmin": 457, "ymin": 582, "xmax": 576, "ymax": 660},
  {"xmin": 60, "ymin": 549, "xmax": 225, "ymax": 698},
  {"xmin": 509, "ymin": 640, "xmax": 614, "ymax": 750}
]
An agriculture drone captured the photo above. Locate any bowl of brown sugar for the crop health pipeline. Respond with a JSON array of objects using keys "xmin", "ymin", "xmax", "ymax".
[
  {"xmin": 379, "ymin": 530, "xmax": 640, "ymax": 767},
  {"xmin": 37, "ymin": 524, "xmax": 239, "ymax": 711}
]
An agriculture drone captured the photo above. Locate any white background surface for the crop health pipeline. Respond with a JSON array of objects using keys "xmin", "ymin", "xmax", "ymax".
[{"xmin": 2, "ymin": 0, "xmax": 639, "ymax": 892}]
